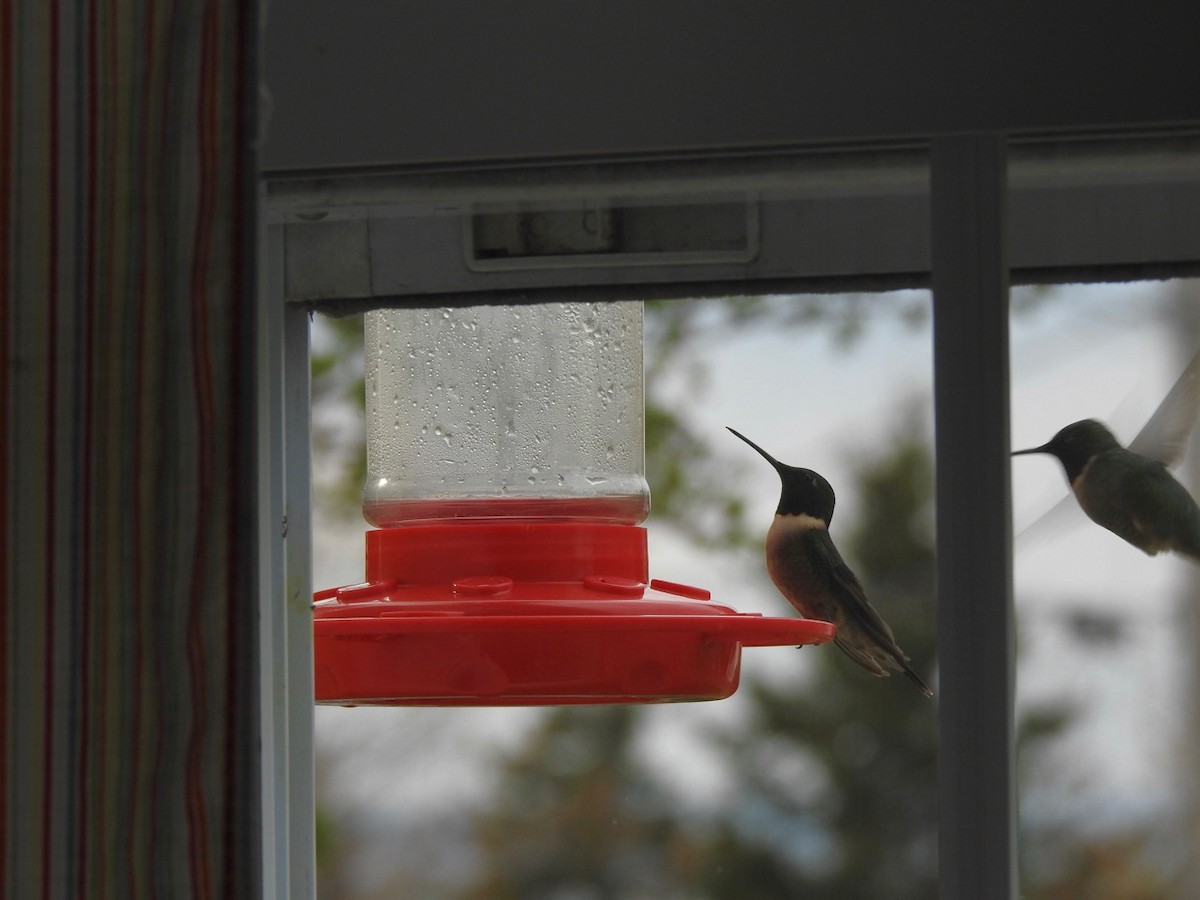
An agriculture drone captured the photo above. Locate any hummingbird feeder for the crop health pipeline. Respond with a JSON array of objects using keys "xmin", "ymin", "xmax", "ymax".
[{"xmin": 313, "ymin": 301, "xmax": 834, "ymax": 705}]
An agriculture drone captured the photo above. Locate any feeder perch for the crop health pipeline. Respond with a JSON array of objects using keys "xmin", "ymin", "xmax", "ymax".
[
  {"xmin": 313, "ymin": 301, "xmax": 835, "ymax": 705},
  {"xmin": 314, "ymin": 521, "xmax": 835, "ymax": 705}
]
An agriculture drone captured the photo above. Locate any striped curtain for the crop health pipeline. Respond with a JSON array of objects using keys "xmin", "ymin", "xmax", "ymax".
[{"xmin": 1, "ymin": 2, "xmax": 260, "ymax": 897}]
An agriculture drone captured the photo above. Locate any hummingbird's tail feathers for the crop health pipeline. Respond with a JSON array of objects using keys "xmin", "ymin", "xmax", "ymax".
[
  {"xmin": 1177, "ymin": 547, "xmax": 1200, "ymax": 565},
  {"xmin": 899, "ymin": 661, "xmax": 934, "ymax": 698},
  {"xmin": 833, "ymin": 636, "xmax": 933, "ymax": 698},
  {"xmin": 1173, "ymin": 526, "xmax": 1200, "ymax": 564},
  {"xmin": 825, "ymin": 559, "xmax": 933, "ymax": 698},
  {"xmin": 833, "ymin": 636, "xmax": 889, "ymax": 677}
]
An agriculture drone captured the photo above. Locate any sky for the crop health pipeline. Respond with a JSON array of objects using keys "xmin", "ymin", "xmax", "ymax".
[{"xmin": 312, "ymin": 279, "xmax": 1199, "ymax": 838}]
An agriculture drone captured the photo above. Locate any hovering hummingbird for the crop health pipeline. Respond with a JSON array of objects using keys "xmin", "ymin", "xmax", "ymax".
[
  {"xmin": 1012, "ymin": 418, "xmax": 1200, "ymax": 561},
  {"xmin": 728, "ymin": 427, "xmax": 932, "ymax": 697}
]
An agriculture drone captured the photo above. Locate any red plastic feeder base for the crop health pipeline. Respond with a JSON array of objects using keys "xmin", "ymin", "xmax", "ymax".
[{"xmin": 313, "ymin": 522, "xmax": 834, "ymax": 706}]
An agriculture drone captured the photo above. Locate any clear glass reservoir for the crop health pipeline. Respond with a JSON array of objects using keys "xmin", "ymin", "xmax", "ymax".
[{"xmin": 363, "ymin": 301, "xmax": 649, "ymax": 527}]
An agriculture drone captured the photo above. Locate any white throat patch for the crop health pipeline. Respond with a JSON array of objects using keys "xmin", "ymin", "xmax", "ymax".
[{"xmin": 770, "ymin": 512, "xmax": 827, "ymax": 534}]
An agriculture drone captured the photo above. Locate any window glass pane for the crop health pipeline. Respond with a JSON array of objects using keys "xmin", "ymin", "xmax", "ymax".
[
  {"xmin": 311, "ymin": 290, "xmax": 940, "ymax": 897},
  {"xmin": 1011, "ymin": 278, "xmax": 1200, "ymax": 893}
]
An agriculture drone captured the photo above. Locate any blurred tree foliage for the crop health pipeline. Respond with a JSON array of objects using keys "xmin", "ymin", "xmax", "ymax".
[
  {"xmin": 311, "ymin": 290, "xmax": 1161, "ymax": 898},
  {"xmin": 311, "ymin": 313, "xmax": 367, "ymax": 518},
  {"xmin": 465, "ymin": 415, "xmax": 940, "ymax": 899},
  {"xmin": 467, "ymin": 706, "xmax": 709, "ymax": 900}
]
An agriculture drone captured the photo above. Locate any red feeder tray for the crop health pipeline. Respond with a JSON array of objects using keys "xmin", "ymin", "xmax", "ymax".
[{"xmin": 313, "ymin": 522, "xmax": 835, "ymax": 706}]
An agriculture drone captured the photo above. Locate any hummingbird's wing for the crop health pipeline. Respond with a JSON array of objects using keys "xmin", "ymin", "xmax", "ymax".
[
  {"xmin": 1013, "ymin": 492, "xmax": 1088, "ymax": 549},
  {"xmin": 806, "ymin": 530, "xmax": 933, "ymax": 697},
  {"xmin": 1127, "ymin": 347, "xmax": 1200, "ymax": 466}
]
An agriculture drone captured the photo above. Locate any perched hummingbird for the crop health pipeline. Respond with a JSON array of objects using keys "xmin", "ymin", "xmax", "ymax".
[
  {"xmin": 1012, "ymin": 418, "xmax": 1200, "ymax": 561},
  {"xmin": 728, "ymin": 427, "xmax": 932, "ymax": 697}
]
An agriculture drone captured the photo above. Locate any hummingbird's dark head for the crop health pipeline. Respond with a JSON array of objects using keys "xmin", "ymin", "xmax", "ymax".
[
  {"xmin": 727, "ymin": 427, "xmax": 837, "ymax": 524},
  {"xmin": 1012, "ymin": 418, "xmax": 1120, "ymax": 482}
]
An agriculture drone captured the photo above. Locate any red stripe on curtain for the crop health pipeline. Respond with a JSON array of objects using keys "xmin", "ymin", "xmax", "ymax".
[
  {"xmin": 0, "ymin": 0, "xmax": 13, "ymax": 884},
  {"xmin": 41, "ymin": 5, "xmax": 62, "ymax": 894}
]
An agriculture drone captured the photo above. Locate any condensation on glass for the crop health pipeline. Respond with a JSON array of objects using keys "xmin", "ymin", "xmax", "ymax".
[{"xmin": 363, "ymin": 301, "xmax": 649, "ymax": 526}]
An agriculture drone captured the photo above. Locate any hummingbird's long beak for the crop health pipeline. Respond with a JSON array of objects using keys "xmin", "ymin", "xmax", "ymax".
[
  {"xmin": 1011, "ymin": 442, "xmax": 1052, "ymax": 457},
  {"xmin": 726, "ymin": 427, "xmax": 785, "ymax": 472}
]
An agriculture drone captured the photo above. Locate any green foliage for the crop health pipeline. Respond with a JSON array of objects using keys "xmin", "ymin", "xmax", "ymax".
[
  {"xmin": 464, "ymin": 417, "xmax": 941, "ymax": 899},
  {"xmin": 310, "ymin": 313, "xmax": 367, "ymax": 517},
  {"xmin": 844, "ymin": 429, "xmax": 935, "ymax": 585},
  {"xmin": 645, "ymin": 402, "xmax": 754, "ymax": 549},
  {"xmin": 1030, "ymin": 834, "xmax": 1171, "ymax": 899},
  {"xmin": 467, "ymin": 706, "xmax": 707, "ymax": 899},
  {"xmin": 645, "ymin": 294, "xmax": 929, "ymax": 363}
]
